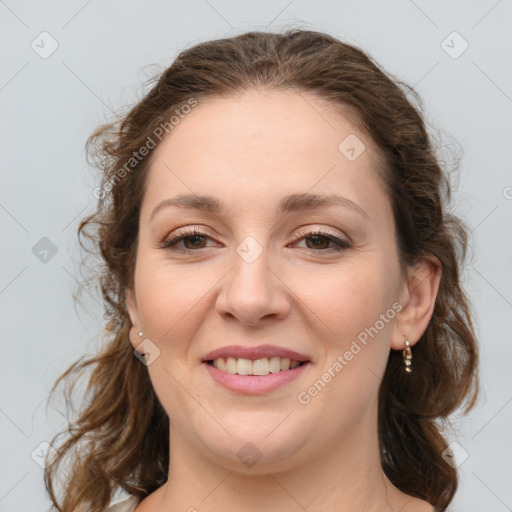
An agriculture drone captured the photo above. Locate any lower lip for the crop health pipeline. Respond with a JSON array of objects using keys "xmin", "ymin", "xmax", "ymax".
[{"xmin": 203, "ymin": 362, "xmax": 311, "ymax": 394}]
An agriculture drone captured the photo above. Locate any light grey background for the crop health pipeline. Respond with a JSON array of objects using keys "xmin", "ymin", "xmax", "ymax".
[{"xmin": 1, "ymin": 1, "xmax": 511, "ymax": 511}]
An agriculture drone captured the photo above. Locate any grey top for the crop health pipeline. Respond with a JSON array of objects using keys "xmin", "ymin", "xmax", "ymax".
[{"xmin": 105, "ymin": 496, "xmax": 139, "ymax": 512}]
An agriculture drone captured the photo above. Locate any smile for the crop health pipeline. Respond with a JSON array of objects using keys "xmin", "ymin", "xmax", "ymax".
[
  {"xmin": 204, "ymin": 358, "xmax": 311, "ymax": 394},
  {"xmin": 207, "ymin": 356, "xmax": 307, "ymax": 376}
]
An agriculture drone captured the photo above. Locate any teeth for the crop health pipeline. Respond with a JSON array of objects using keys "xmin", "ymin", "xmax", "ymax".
[
  {"xmin": 269, "ymin": 356, "xmax": 281, "ymax": 373},
  {"xmin": 210, "ymin": 356, "xmax": 305, "ymax": 375},
  {"xmin": 226, "ymin": 357, "xmax": 237, "ymax": 374},
  {"xmin": 290, "ymin": 360, "xmax": 299, "ymax": 369},
  {"xmin": 237, "ymin": 358, "xmax": 253, "ymax": 375}
]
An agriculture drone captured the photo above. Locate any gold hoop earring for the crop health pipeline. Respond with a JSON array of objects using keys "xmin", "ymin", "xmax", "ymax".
[{"xmin": 402, "ymin": 340, "xmax": 413, "ymax": 373}]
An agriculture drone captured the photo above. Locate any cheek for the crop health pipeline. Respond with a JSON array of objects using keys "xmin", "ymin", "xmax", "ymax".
[
  {"xmin": 134, "ymin": 257, "xmax": 216, "ymax": 346},
  {"xmin": 298, "ymin": 258, "xmax": 397, "ymax": 344},
  {"xmin": 290, "ymin": 263, "xmax": 397, "ymax": 437}
]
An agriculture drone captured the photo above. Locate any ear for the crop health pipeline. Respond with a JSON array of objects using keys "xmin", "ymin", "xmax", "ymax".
[
  {"xmin": 391, "ymin": 253, "xmax": 442, "ymax": 351},
  {"xmin": 126, "ymin": 287, "xmax": 142, "ymax": 350}
]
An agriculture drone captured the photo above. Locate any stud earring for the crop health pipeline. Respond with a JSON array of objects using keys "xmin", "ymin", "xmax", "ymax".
[
  {"xmin": 138, "ymin": 331, "xmax": 143, "ymax": 338},
  {"xmin": 402, "ymin": 340, "xmax": 413, "ymax": 373}
]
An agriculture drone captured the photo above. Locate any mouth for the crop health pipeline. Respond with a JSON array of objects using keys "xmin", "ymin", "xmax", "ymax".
[
  {"xmin": 201, "ymin": 345, "xmax": 312, "ymax": 394},
  {"xmin": 205, "ymin": 356, "xmax": 310, "ymax": 376},
  {"xmin": 202, "ymin": 356, "xmax": 311, "ymax": 395}
]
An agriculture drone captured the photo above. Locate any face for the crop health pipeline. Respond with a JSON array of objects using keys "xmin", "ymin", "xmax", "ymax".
[{"xmin": 126, "ymin": 89, "xmax": 409, "ymax": 472}]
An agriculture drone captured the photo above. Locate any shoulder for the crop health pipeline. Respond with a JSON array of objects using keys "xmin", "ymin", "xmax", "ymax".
[{"xmin": 105, "ymin": 495, "xmax": 139, "ymax": 512}]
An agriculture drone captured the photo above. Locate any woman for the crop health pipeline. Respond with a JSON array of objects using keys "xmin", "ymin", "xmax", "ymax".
[{"xmin": 44, "ymin": 29, "xmax": 479, "ymax": 512}]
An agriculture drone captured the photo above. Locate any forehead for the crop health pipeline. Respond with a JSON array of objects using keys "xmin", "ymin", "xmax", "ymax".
[
  {"xmin": 143, "ymin": 89, "xmax": 387, "ymax": 218},
  {"xmin": 150, "ymin": 89, "xmax": 380, "ymax": 166}
]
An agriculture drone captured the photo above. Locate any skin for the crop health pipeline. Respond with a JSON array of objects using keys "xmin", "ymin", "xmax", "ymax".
[{"xmin": 126, "ymin": 89, "xmax": 441, "ymax": 512}]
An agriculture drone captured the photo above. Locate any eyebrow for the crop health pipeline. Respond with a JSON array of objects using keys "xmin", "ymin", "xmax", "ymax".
[{"xmin": 149, "ymin": 192, "xmax": 370, "ymax": 221}]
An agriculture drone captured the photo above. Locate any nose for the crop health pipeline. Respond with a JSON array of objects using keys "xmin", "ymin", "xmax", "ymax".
[{"xmin": 215, "ymin": 239, "xmax": 291, "ymax": 327}]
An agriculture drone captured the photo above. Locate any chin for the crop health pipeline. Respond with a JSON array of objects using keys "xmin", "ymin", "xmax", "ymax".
[{"xmin": 197, "ymin": 425, "xmax": 309, "ymax": 473}]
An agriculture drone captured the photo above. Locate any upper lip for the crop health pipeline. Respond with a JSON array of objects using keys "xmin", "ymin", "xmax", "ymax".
[{"xmin": 203, "ymin": 345, "xmax": 311, "ymax": 363}]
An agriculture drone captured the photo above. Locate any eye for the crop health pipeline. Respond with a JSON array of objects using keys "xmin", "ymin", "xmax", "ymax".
[
  {"xmin": 159, "ymin": 227, "xmax": 218, "ymax": 253},
  {"xmin": 291, "ymin": 228, "xmax": 351, "ymax": 253}
]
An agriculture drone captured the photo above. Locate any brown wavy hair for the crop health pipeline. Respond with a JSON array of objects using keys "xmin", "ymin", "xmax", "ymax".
[{"xmin": 44, "ymin": 29, "xmax": 479, "ymax": 511}]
